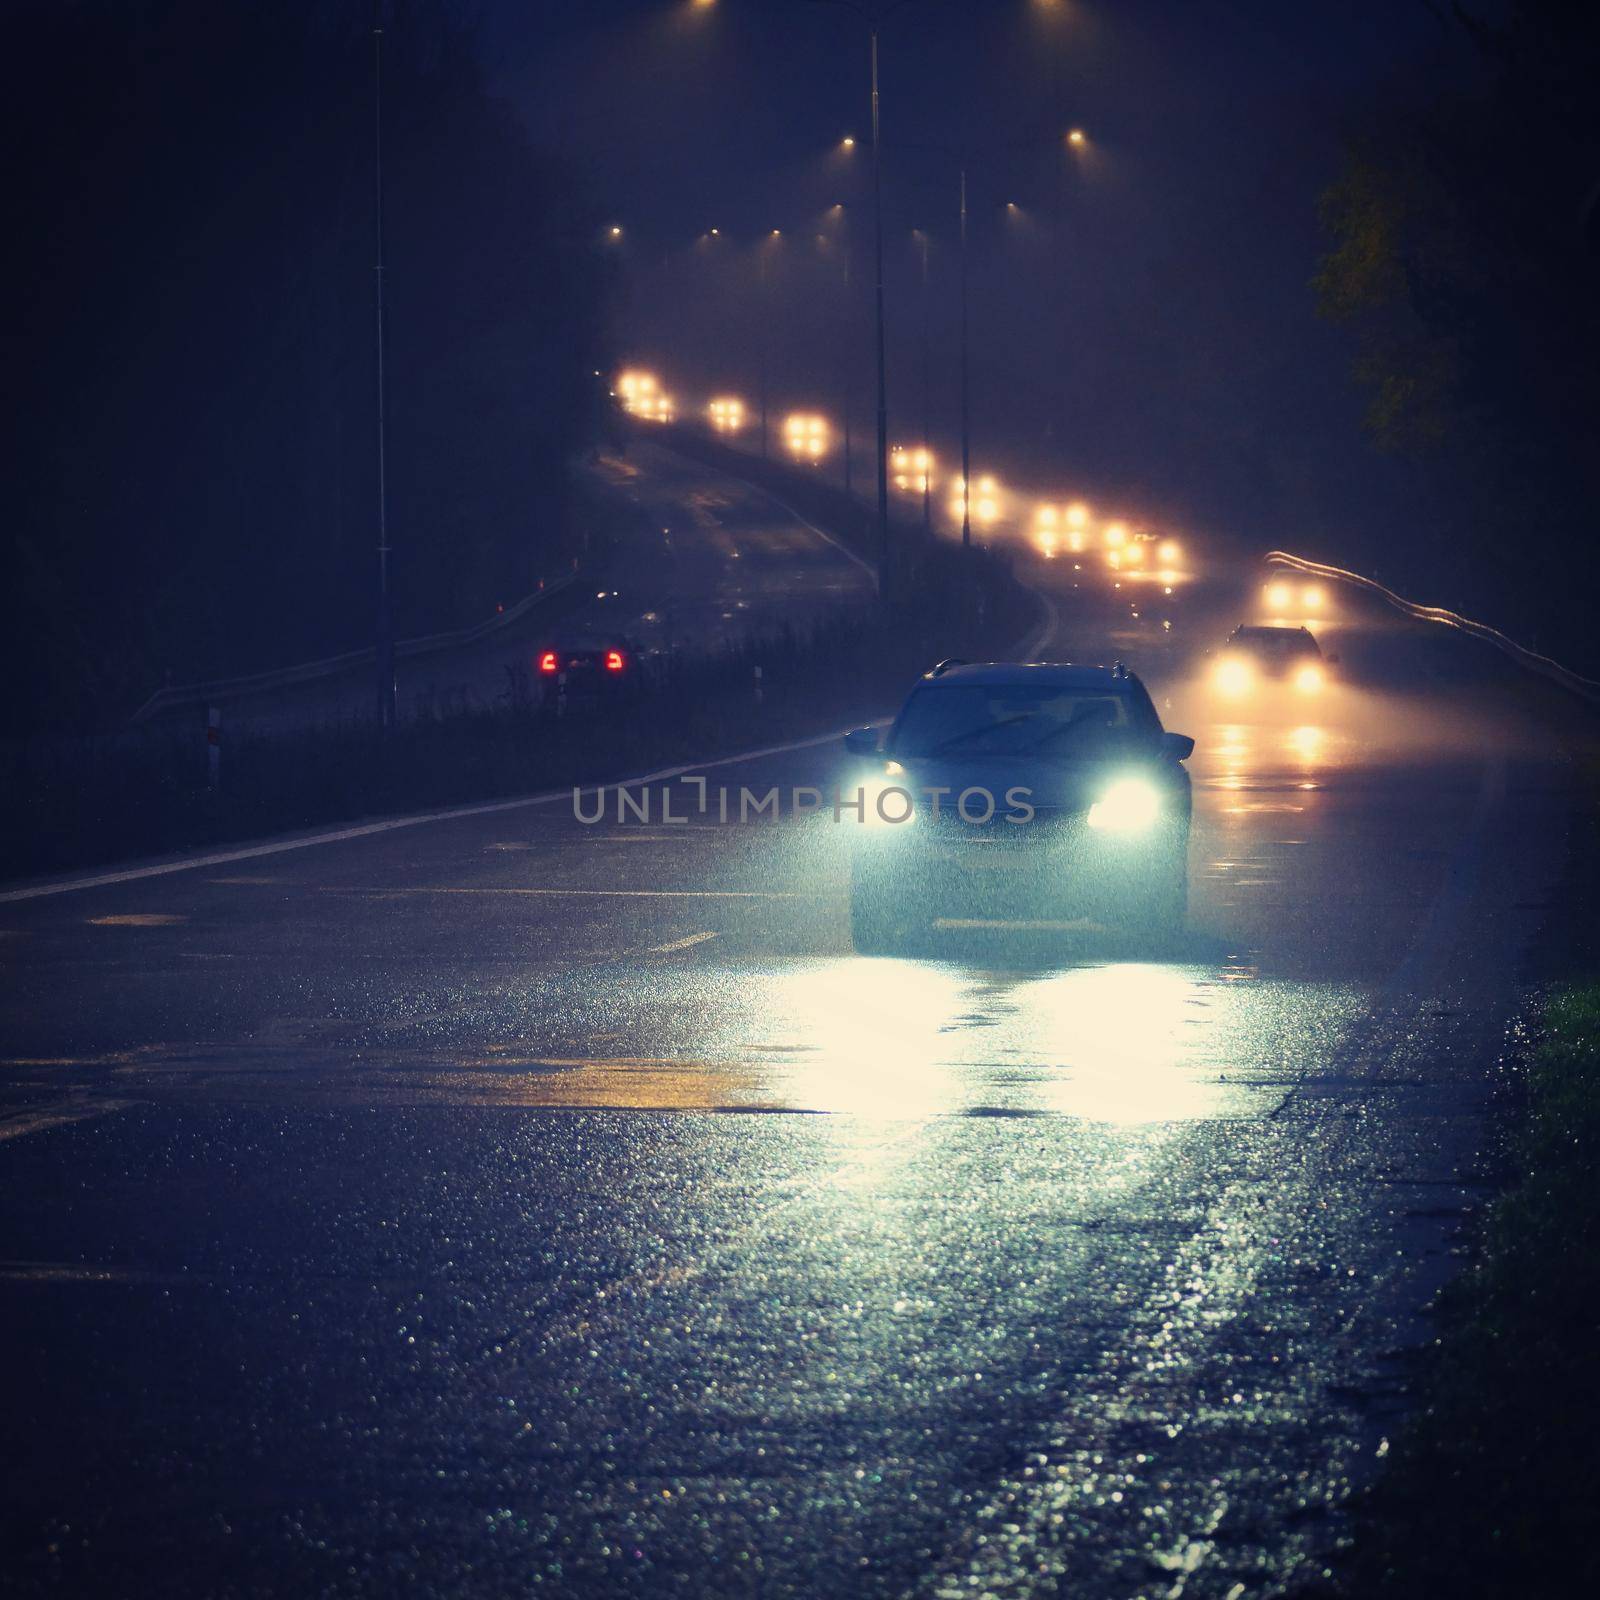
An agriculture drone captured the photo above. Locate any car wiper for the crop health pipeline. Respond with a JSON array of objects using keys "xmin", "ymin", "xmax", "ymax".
[
  {"xmin": 923, "ymin": 713, "xmax": 1039, "ymax": 756},
  {"xmin": 1021, "ymin": 712, "xmax": 1119, "ymax": 754}
]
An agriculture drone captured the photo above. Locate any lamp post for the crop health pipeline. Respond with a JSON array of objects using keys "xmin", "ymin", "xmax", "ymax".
[
  {"xmin": 869, "ymin": 25, "xmax": 889, "ymax": 600},
  {"xmin": 802, "ymin": 0, "xmax": 918, "ymax": 602},
  {"xmin": 959, "ymin": 165, "xmax": 971, "ymax": 551},
  {"xmin": 842, "ymin": 246, "xmax": 853, "ymax": 495},
  {"xmin": 915, "ymin": 227, "xmax": 931, "ymax": 537},
  {"xmin": 372, "ymin": 0, "xmax": 395, "ymax": 730},
  {"xmin": 758, "ymin": 234, "xmax": 775, "ymax": 457},
  {"xmin": 898, "ymin": 125, "xmax": 1087, "ymax": 552}
]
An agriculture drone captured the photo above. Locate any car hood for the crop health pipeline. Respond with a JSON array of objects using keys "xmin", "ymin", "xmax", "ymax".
[{"xmin": 876, "ymin": 753, "xmax": 1161, "ymax": 814}]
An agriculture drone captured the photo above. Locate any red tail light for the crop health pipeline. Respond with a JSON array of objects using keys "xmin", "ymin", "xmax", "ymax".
[
  {"xmin": 605, "ymin": 650, "xmax": 625, "ymax": 672},
  {"xmin": 538, "ymin": 650, "xmax": 558, "ymax": 674}
]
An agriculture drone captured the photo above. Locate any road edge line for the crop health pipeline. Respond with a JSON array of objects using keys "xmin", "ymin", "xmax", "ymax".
[
  {"xmin": 4, "ymin": 577, "xmax": 1054, "ymax": 907},
  {"xmin": 0, "ymin": 723, "xmax": 868, "ymax": 905}
]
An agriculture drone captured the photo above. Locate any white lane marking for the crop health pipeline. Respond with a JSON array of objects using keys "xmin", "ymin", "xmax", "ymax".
[
  {"xmin": 1017, "ymin": 588, "xmax": 1060, "ymax": 658},
  {"xmin": 0, "ymin": 1099, "xmax": 133, "ymax": 1145},
  {"xmin": 934, "ymin": 916, "xmax": 1101, "ymax": 932},
  {"xmin": 322, "ymin": 887, "xmax": 821, "ymax": 900},
  {"xmin": 649, "ymin": 931, "xmax": 720, "ymax": 953},
  {"xmin": 0, "ymin": 721, "xmax": 869, "ymax": 905},
  {"xmin": 0, "ymin": 1261, "xmax": 195, "ymax": 1285},
  {"xmin": 713, "ymin": 472, "xmax": 877, "ymax": 578}
]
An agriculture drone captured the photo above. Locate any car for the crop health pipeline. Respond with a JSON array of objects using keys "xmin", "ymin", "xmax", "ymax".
[
  {"xmin": 841, "ymin": 659, "xmax": 1194, "ymax": 954},
  {"xmin": 535, "ymin": 637, "xmax": 643, "ymax": 710},
  {"xmin": 1211, "ymin": 624, "xmax": 1329, "ymax": 698}
]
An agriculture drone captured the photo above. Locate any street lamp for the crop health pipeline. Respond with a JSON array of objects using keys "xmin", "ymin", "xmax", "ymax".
[
  {"xmin": 757, "ymin": 230, "xmax": 783, "ymax": 457},
  {"xmin": 819, "ymin": 204, "xmax": 855, "ymax": 495},
  {"xmin": 913, "ymin": 227, "xmax": 932, "ymax": 536},
  {"xmin": 369, "ymin": 3, "xmax": 395, "ymax": 729},
  {"xmin": 899, "ymin": 121, "xmax": 1089, "ymax": 551},
  {"xmin": 802, "ymin": 0, "xmax": 922, "ymax": 603}
]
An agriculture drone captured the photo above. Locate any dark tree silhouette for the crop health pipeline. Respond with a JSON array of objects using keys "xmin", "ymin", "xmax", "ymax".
[
  {"xmin": 1, "ymin": 1, "xmax": 610, "ymax": 735},
  {"xmin": 1314, "ymin": 0, "xmax": 1600, "ymax": 666}
]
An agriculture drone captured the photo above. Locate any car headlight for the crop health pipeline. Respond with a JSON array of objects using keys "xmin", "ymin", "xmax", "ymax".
[
  {"xmin": 1087, "ymin": 776, "xmax": 1162, "ymax": 833},
  {"xmin": 1294, "ymin": 663, "xmax": 1325, "ymax": 693},
  {"xmin": 861, "ymin": 761, "xmax": 915, "ymax": 827},
  {"xmin": 1214, "ymin": 654, "xmax": 1253, "ymax": 696}
]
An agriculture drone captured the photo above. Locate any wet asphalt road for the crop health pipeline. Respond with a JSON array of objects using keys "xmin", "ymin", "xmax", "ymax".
[{"xmin": 0, "ymin": 545, "xmax": 1590, "ymax": 1596}]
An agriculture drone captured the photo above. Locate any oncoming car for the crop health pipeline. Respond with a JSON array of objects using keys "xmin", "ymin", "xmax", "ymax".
[
  {"xmin": 1211, "ymin": 624, "xmax": 1330, "ymax": 699},
  {"xmin": 841, "ymin": 660, "xmax": 1194, "ymax": 953}
]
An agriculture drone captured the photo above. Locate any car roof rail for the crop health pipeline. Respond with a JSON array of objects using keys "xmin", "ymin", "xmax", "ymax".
[{"xmin": 927, "ymin": 657, "xmax": 968, "ymax": 678}]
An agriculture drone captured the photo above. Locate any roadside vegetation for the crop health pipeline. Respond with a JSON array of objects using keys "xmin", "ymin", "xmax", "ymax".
[
  {"xmin": 3, "ymin": 1, "xmax": 607, "ymax": 738},
  {"xmin": 0, "ymin": 541, "xmax": 1034, "ymax": 882},
  {"xmin": 1314, "ymin": 3, "xmax": 1600, "ymax": 684},
  {"xmin": 1326, "ymin": 761, "xmax": 1600, "ymax": 1597}
]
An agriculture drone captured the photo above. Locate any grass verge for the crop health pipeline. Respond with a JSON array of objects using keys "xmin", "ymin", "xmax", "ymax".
[
  {"xmin": 1327, "ymin": 760, "xmax": 1600, "ymax": 1597},
  {"xmin": 0, "ymin": 542, "xmax": 1035, "ymax": 883}
]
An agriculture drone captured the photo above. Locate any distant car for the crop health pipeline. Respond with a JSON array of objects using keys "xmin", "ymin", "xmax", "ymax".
[
  {"xmin": 536, "ymin": 638, "xmax": 642, "ymax": 709},
  {"xmin": 1211, "ymin": 624, "xmax": 1329, "ymax": 698},
  {"xmin": 842, "ymin": 660, "xmax": 1194, "ymax": 954}
]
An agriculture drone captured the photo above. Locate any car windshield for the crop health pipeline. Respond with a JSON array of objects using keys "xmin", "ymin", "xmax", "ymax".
[
  {"xmin": 1234, "ymin": 629, "xmax": 1319, "ymax": 658},
  {"xmin": 892, "ymin": 684, "xmax": 1148, "ymax": 758}
]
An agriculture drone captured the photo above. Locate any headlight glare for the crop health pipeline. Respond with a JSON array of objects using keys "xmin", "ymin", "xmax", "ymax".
[
  {"xmin": 861, "ymin": 761, "xmax": 914, "ymax": 827},
  {"xmin": 1214, "ymin": 654, "xmax": 1253, "ymax": 696},
  {"xmin": 1087, "ymin": 776, "xmax": 1162, "ymax": 833}
]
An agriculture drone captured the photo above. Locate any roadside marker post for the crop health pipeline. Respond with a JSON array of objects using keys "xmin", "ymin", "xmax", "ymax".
[{"xmin": 206, "ymin": 706, "xmax": 221, "ymax": 790}]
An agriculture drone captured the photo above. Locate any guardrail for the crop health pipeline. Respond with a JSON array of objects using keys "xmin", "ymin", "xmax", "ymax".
[
  {"xmin": 131, "ymin": 571, "xmax": 580, "ymax": 723},
  {"xmin": 1266, "ymin": 550, "xmax": 1600, "ymax": 705}
]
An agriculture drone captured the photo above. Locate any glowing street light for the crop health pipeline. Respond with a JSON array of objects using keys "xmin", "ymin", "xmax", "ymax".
[
  {"xmin": 619, "ymin": 373, "xmax": 658, "ymax": 415},
  {"xmin": 950, "ymin": 474, "xmax": 1001, "ymax": 526},
  {"xmin": 1034, "ymin": 502, "xmax": 1061, "ymax": 556},
  {"xmin": 784, "ymin": 412, "xmax": 830, "ymax": 461},
  {"xmin": 1067, "ymin": 128, "xmax": 1086, "ymax": 147},
  {"xmin": 709, "ymin": 397, "xmax": 745, "ymax": 432},
  {"xmin": 890, "ymin": 444, "xmax": 935, "ymax": 493},
  {"xmin": 975, "ymin": 475, "xmax": 1000, "ymax": 524},
  {"xmin": 617, "ymin": 370, "xmax": 674, "ymax": 421}
]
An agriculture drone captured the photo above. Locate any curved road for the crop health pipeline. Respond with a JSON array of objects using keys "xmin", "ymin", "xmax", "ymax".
[{"xmin": 0, "ymin": 524, "xmax": 1588, "ymax": 1595}]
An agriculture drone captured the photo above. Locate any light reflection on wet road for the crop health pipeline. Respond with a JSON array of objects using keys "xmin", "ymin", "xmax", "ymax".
[{"xmin": 0, "ymin": 555, "xmax": 1584, "ymax": 1596}]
